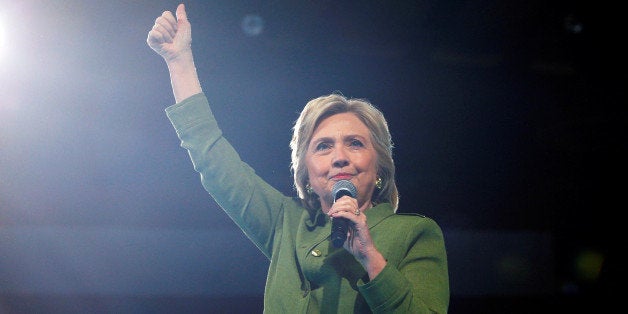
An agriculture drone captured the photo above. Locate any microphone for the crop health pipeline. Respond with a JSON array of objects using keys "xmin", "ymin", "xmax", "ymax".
[{"xmin": 330, "ymin": 180, "xmax": 357, "ymax": 248}]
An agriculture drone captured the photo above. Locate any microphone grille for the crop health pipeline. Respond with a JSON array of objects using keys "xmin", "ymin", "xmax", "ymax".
[{"xmin": 332, "ymin": 180, "xmax": 357, "ymax": 199}]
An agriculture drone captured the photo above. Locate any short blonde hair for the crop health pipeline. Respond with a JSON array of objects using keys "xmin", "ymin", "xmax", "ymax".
[{"xmin": 290, "ymin": 93, "xmax": 399, "ymax": 211}]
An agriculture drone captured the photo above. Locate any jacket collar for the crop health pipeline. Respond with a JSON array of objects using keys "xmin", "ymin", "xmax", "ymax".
[{"xmin": 304, "ymin": 202, "xmax": 396, "ymax": 231}]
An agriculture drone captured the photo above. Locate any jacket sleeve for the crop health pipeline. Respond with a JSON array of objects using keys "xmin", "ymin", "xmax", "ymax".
[
  {"xmin": 165, "ymin": 93, "xmax": 289, "ymax": 258},
  {"xmin": 359, "ymin": 217, "xmax": 450, "ymax": 313}
]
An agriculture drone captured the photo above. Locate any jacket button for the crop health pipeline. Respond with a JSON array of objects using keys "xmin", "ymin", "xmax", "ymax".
[{"xmin": 311, "ymin": 249, "xmax": 322, "ymax": 257}]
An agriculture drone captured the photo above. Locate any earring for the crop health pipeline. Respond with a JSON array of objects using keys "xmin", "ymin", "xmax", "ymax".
[
  {"xmin": 375, "ymin": 177, "xmax": 383, "ymax": 189},
  {"xmin": 305, "ymin": 183, "xmax": 314, "ymax": 195}
]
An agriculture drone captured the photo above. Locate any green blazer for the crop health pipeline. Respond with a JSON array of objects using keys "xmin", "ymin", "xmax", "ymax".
[{"xmin": 166, "ymin": 93, "xmax": 449, "ymax": 313}]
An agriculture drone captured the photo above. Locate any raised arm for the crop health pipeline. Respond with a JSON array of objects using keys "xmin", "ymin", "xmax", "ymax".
[{"xmin": 147, "ymin": 3, "xmax": 202, "ymax": 103}]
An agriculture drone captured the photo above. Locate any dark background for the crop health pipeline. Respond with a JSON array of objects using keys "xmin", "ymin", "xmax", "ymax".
[{"xmin": 0, "ymin": 0, "xmax": 624, "ymax": 313}]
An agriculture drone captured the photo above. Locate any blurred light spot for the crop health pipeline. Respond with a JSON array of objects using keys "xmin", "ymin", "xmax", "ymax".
[
  {"xmin": 574, "ymin": 249, "xmax": 604, "ymax": 282},
  {"xmin": 241, "ymin": 14, "xmax": 264, "ymax": 37},
  {"xmin": 564, "ymin": 14, "xmax": 584, "ymax": 34}
]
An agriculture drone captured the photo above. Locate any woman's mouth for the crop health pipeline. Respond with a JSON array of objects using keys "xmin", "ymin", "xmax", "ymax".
[{"xmin": 331, "ymin": 173, "xmax": 353, "ymax": 180}]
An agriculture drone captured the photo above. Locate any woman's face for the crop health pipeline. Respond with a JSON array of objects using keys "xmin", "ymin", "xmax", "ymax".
[{"xmin": 305, "ymin": 112, "xmax": 378, "ymax": 212}]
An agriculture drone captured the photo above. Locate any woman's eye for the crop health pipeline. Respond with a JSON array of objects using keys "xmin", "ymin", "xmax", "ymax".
[
  {"xmin": 315, "ymin": 142, "xmax": 331, "ymax": 151},
  {"xmin": 349, "ymin": 139, "xmax": 364, "ymax": 147}
]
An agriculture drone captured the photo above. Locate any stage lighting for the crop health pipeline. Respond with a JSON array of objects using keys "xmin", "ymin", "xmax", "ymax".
[{"xmin": 0, "ymin": 14, "xmax": 5, "ymax": 60}]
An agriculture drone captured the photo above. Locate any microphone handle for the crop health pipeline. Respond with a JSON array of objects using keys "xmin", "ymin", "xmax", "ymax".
[{"xmin": 331, "ymin": 217, "xmax": 349, "ymax": 248}]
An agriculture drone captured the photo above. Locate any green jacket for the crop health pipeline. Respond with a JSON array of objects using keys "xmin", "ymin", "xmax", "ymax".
[{"xmin": 166, "ymin": 93, "xmax": 449, "ymax": 313}]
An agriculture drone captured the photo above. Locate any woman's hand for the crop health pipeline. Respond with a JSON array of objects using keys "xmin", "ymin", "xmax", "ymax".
[
  {"xmin": 147, "ymin": 3, "xmax": 201, "ymax": 103},
  {"xmin": 328, "ymin": 196, "xmax": 387, "ymax": 279},
  {"xmin": 147, "ymin": 3, "xmax": 192, "ymax": 64}
]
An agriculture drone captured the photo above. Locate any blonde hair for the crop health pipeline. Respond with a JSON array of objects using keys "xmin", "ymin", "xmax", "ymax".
[{"xmin": 290, "ymin": 93, "xmax": 399, "ymax": 211}]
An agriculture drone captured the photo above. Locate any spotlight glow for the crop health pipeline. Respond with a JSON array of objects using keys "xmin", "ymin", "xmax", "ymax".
[{"xmin": 0, "ymin": 14, "xmax": 5, "ymax": 61}]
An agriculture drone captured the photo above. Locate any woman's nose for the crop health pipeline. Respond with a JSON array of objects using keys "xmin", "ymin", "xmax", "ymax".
[{"xmin": 332, "ymin": 148, "xmax": 349, "ymax": 168}]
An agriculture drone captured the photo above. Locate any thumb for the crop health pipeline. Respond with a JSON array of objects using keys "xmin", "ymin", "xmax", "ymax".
[{"xmin": 176, "ymin": 3, "xmax": 187, "ymax": 22}]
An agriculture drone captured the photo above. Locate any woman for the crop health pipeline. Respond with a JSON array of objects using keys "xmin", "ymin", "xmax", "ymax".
[{"xmin": 147, "ymin": 4, "xmax": 449, "ymax": 313}]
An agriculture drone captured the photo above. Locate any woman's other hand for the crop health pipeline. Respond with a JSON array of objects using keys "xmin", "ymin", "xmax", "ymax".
[{"xmin": 147, "ymin": 3, "xmax": 192, "ymax": 63}]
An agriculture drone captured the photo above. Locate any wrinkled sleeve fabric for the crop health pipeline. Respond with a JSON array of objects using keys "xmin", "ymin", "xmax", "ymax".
[
  {"xmin": 165, "ymin": 93, "xmax": 287, "ymax": 258},
  {"xmin": 358, "ymin": 216, "xmax": 449, "ymax": 314}
]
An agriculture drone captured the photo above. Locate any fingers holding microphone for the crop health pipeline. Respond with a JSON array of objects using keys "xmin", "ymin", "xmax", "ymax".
[
  {"xmin": 333, "ymin": 199, "xmax": 386, "ymax": 279},
  {"xmin": 328, "ymin": 196, "xmax": 371, "ymax": 250},
  {"xmin": 329, "ymin": 196, "xmax": 365, "ymax": 223}
]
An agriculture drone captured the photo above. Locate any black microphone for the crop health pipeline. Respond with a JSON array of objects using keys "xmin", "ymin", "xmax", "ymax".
[{"xmin": 330, "ymin": 180, "xmax": 357, "ymax": 248}]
